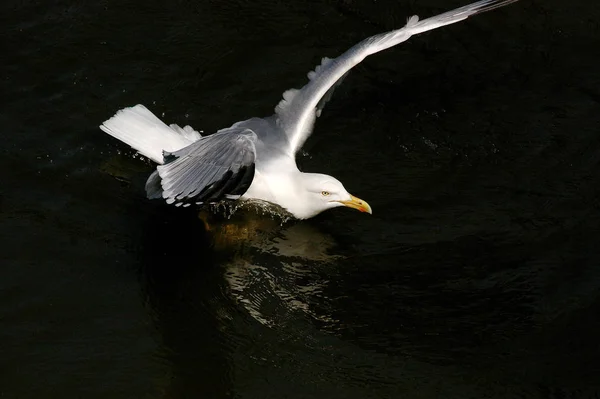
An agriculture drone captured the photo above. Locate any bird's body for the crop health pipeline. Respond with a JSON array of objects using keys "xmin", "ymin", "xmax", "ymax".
[{"xmin": 100, "ymin": 0, "xmax": 519, "ymax": 219}]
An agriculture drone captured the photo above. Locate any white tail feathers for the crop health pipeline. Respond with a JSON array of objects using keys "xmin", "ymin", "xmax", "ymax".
[{"xmin": 99, "ymin": 104, "xmax": 202, "ymax": 164}]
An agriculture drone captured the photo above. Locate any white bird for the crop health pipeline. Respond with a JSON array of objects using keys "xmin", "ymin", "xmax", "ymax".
[{"xmin": 100, "ymin": 0, "xmax": 519, "ymax": 220}]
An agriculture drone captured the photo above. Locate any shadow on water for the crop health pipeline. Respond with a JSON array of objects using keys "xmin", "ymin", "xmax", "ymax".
[
  {"xmin": 136, "ymin": 204, "xmax": 232, "ymax": 398},
  {"xmin": 135, "ymin": 202, "xmax": 317, "ymax": 397}
]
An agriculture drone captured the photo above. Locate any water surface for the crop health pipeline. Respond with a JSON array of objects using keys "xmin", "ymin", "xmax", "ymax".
[{"xmin": 2, "ymin": 0, "xmax": 600, "ymax": 397}]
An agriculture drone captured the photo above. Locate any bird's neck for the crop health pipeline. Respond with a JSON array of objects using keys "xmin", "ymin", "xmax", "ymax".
[{"xmin": 243, "ymin": 169, "xmax": 317, "ymax": 219}]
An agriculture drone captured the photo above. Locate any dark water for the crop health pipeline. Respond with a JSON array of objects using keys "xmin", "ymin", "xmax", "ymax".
[{"xmin": 3, "ymin": 0, "xmax": 600, "ymax": 397}]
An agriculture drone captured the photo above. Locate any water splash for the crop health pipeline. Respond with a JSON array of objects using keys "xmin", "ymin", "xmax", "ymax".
[{"xmin": 209, "ymin": 199, "xmax": 294, "ymax": 224}]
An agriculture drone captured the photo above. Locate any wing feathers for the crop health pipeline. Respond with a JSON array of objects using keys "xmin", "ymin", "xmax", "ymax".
[
  {"xmin": 275, "ymin": 0, "xmax": 519, "ymax": 155},
  {"xmin": 149, "ymin": 129, "xmax": 257, "ymax": 206}
]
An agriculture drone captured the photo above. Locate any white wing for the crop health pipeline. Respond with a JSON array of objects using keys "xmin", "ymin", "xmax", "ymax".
[{"xmin": 274, "ymin": 0, "xmax": 519, "ymax": 156}]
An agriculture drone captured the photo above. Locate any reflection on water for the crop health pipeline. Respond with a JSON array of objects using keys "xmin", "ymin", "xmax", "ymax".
[
  {"xmin": 219, "ymin": 214, "xmax": 341, "ymax": 328},
  {"xmin": 135, "ymin": 205, "xmax": 600, "ymax": 398}
]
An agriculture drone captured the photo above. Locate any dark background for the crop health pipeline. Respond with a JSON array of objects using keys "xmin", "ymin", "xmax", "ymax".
[{"xmin": 2, "ymin": 0, "xmax": 600, "ymax": 397}]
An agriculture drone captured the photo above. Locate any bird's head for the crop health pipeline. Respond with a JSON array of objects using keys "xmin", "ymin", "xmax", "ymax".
[{"xmin": 293, "ymin": 173, "xmax": 372, "ymax": 219}]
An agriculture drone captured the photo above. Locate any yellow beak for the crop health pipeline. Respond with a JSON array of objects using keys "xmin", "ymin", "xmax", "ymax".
[{"xmin": 337, "ymin": 194, "xmax": 372, "ymax": 214}]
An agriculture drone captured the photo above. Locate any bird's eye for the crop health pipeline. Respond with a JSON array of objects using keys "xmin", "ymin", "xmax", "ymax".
[{"xmin": 321, "ymin": 191, "xmax": 330, "ymax": 196}]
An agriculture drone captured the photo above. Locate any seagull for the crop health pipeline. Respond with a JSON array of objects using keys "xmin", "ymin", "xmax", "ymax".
[{"xmin": 100, "ymin": 0, "xmax": 518, "ymax": 220}]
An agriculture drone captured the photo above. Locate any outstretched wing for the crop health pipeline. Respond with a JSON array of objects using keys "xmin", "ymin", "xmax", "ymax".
[
  {"xmin": 274, "ymin": 0, "xmax": 519, "ymax": 155},
  {"xmin": 146, "ymin": 127, "xmax": 257, "ymax": 207}
]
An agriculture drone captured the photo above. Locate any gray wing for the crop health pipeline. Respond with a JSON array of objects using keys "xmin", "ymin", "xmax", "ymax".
[
  {"xmin": 274, "ymin": 0, "xmax": 519, "ymax": 156},
  {"xmin": 146, "ymin": 127, "xmax": 257, "ymax": 207}
]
